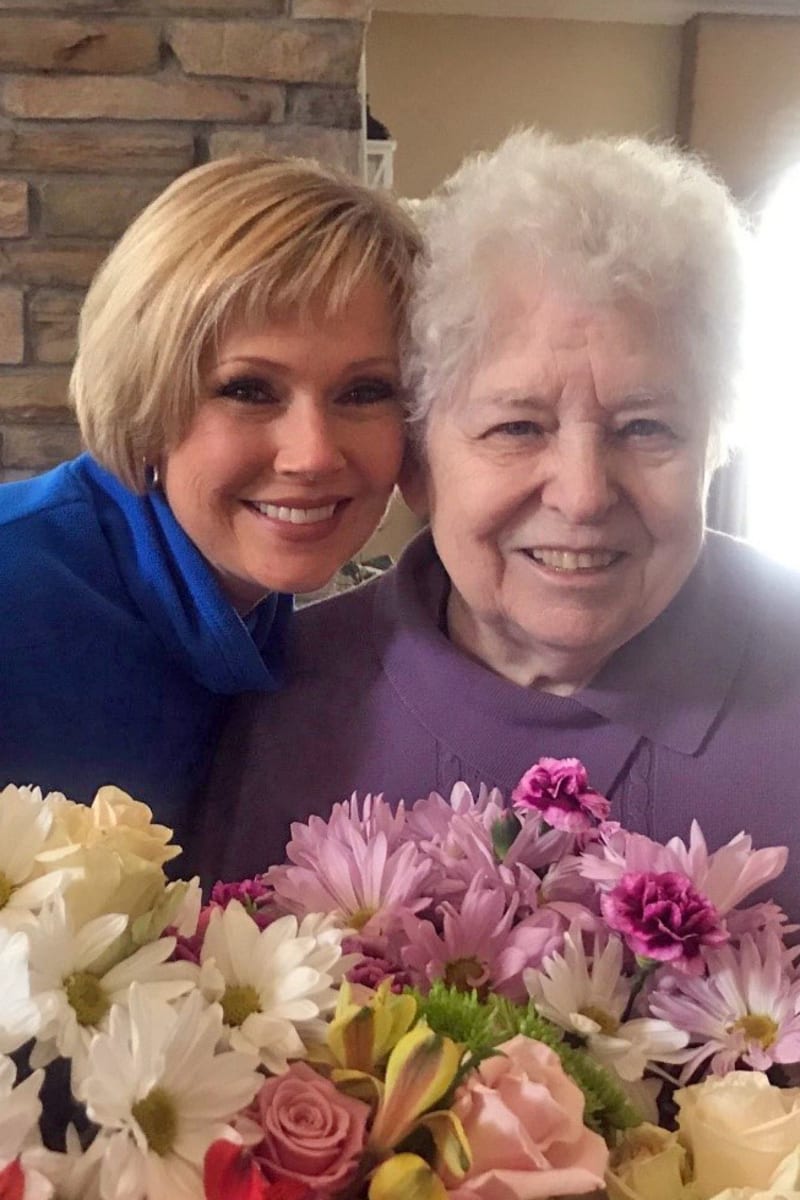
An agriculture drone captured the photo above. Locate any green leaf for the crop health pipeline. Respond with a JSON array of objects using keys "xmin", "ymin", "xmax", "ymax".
[{"xmin": 491, "ymin": 812, "xmax": 523, "ymax": 861}]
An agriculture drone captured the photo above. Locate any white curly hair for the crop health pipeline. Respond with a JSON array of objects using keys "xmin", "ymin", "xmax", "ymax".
[{"xmin": 404, "ymin": 128, "xmax": 751, "ymax": 469}]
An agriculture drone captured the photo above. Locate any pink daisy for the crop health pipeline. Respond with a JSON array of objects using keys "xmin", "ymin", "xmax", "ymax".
[
  {"xmin": 266, "ymin": 800, "xmax": 431, "ymax": 937},
  {"xmin": 401, "ymin": 876, "xmax": 563, "ymax": 1003},
  {"xmin": 581, "ymin": 822, "xmax": 787, "ymax": 917},
  {"xmin": 649, "ymin": 932, "xmax": 800, "ymax": 1080}
]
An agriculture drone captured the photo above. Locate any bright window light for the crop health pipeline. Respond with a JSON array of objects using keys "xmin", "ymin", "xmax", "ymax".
[{"xmin": 743, "ymin": 165, "xmax": 800, "ymax": 569}]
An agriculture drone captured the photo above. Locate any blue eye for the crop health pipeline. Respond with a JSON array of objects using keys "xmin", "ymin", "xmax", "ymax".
[
  {"xmin": 339, "ymin": 379, "xmax": 399, "ymax": 406},
  {"xmin": 489, "ymin": 420, "xmax": 544, "ymax": 437},
  {"xmin": 215, "ymin": 377, "xmax": 276, "ymax": 404},
  {"xmin": 618, "ymin": 418, "xmax": 674, "ymax": 439}
]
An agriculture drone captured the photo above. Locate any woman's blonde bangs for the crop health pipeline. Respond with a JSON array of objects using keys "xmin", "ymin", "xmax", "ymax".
[{"xmin": 70, "ymin": 156, "xmax": 421, "ymax": 492}]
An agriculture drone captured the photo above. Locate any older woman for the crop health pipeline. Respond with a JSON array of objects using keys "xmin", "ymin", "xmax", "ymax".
[
  {"xmin": 0, "ymin": 155, "xmax": 420, "ymax": 847},
  {"xmin": 199, "ymin": 131, "xmax": 800, "ymax": 914}
]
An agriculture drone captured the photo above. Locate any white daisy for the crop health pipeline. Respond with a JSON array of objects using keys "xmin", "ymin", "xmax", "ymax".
[
  {"xmin": 81, "ymin": 986, "xmax": 262, "ymax": 1200},
  {"xmin": 0, "ymin": 785, "xmax": 76, "ymax": 933},
  {"xmin": 525, "ymin": 929, "xmax": 688, "ymax": 1081},
  {"xmin": 27, "ymin": 894, "xmax": 197, "ymax": 1081},
  {"xmin": 28, "ymin": 1126, "xmax": 104, "ymax": 1200},
  {"xmin": 199, "ymin": 900, "xmax": 345, "ymax": 1073},
  {"xmin": 0, "ymin": 1055, "xmax": 53, "ymax": 1198},
  {"xmin": 0, "ymin": 927, "xmax": 41, "ymax": 1053},
  {"xmin": 0, "ymin": 1054, "xmax": 43, "ymax": 1159}
]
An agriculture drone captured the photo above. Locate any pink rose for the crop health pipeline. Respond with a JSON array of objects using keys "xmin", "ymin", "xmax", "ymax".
[
  {"xmin": 247, "ymin": 1062, "xmax": 369, "ymax": 1197},
  {"xmin": 443, "ymin": 1035, "xmax": 608, "ymax": 1200}
]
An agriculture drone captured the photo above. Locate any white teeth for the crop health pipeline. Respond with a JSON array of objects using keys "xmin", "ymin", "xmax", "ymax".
[
  {"xmin": 530, "ymin": 549, "xmax": 618, "ymax": 571},
  {"xmin": 251, "ymin": 502, "xmax": 337, "ymax": 524}
]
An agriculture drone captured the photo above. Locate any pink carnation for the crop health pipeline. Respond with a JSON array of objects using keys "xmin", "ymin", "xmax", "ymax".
[
  {"xmin": 512, "ymin": 758, "xmax": 610, "ymax": 832},
  {"xmin": 601, "ymin": 870, "xmax": 729, "ymax": 973},
  {"xmin": 247, "ymin": 1062, "xmax": 369, "ymax": 1197},
  {"xmin": 443, "ymin": 1035, "xmax": 607, "ymax": 1198}
]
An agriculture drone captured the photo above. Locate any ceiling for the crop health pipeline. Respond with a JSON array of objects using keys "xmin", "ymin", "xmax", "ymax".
[{"xmin": 372, "ymin": 0, "xmax": 800, "ymax": 22}]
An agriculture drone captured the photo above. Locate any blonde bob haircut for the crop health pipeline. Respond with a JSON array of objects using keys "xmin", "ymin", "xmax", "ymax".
[{"xmin": 71, "ymin": 155, "xmax": 423, "ymax": 492}]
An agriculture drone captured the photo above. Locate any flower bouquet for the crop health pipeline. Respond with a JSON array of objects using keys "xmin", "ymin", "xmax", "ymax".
[{"xmin": 0, "ymin": 759, "xmax": 798, "ymax": 1200}]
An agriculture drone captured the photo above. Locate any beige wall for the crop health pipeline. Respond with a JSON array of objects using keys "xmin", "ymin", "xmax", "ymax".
[
  {"xmin": 367, "ymin": 12, "xmax": 683, "ymax": 199},
  {"xmin": 683, "ymin": 15, "xmax": 800, "ymax": 211}
]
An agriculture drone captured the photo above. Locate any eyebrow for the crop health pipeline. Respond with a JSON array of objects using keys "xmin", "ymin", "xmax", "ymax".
[
  {"xmin": 469, "ymin": 390, "xmax": 549, "ymax": 407},
  {"xmin": 215, "ymin": 354, "xmax": 400, "ymax": 372},
  {"xmin": 470, "ymin": 387, "xmax": 678, "ymax": 409}
]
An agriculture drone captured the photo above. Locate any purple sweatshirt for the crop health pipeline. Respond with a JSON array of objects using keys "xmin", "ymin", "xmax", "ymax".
[{"xmin": 196, "ymin": 530, "xmax": 800, "ymax": 917}]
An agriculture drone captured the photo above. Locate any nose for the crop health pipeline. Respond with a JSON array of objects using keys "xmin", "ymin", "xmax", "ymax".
[
  {"xmin": 540, "ymin": 430, "xmax": 618, "ymax": 524},
  {"xmin": 272, "ymin": 401, "xmax": 347, "ymax": 479}
]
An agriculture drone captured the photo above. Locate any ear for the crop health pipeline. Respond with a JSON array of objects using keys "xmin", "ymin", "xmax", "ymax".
[{"xmin": 398, "ymin": 441, "xmax": 430, "ymax": 521}]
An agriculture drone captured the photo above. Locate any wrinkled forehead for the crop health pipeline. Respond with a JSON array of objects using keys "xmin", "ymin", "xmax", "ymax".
[{"xmin": 450, "ymin": 278, "xmax": 694, "ymax": 413}]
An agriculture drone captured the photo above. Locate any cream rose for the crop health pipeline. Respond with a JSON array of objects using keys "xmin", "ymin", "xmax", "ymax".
[
  {"xmin": 677, "ymin": 1072, "xmax": 800, "ymax": 1198},
  {"xmin": 605, "ymin": 1123, "xmax": 694, "ymax": 1200},
  {"xmin": 37, "ymin": 787, "xmax": 179, "ymax": 930},
  {"xmin": 708, "ymin": 1146, "xmax": 800, "ymax": 1198},
  {"xmin": 710, "ymin": 1192, "xmax": 800, "ymax": 1199}
]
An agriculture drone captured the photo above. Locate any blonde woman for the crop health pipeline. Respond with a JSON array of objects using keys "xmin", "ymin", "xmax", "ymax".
[{"xmin": 0, "ymin": 156, "xmax": 420, "ymax": 848}]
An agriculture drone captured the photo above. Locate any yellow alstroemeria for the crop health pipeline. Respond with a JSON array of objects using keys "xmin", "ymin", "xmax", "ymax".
[
  {"xmin": 368, "ymin": 1023, "xmax": 464, "ymax": 1153},
  {"xmin": 419, "ymin": 1110, "xmax": 472, "ymax": 1180},
  {"xmin": 369, "ymin": 1153, "xmax": 448, "ymax": 1200},
  {"xmin": 330, "ymin": 1066, "xmax": 384, "ymax": 1106},
  {"xmin": 328, "ymin": 979, "xmax": 418, "ymax": 1074}
]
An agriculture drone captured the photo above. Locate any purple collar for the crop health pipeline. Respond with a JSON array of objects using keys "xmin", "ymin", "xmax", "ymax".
[{"xmin": 375, "ymin": 530, "xmax": 752, "ymax": 772}]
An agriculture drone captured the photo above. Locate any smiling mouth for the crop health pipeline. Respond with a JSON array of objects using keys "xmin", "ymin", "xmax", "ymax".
[
  {"xmin": 246, "ymin": 500, "xmax": 344, "ymax": 525},
  {"xmin": 524, "ymin": 548, "xmax": 623, "ymax": 572}
]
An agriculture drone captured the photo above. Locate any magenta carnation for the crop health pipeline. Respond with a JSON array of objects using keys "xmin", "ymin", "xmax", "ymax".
[
  {"xmin": 342, "ymin": 934, "xmax": 412, "ymax": 992},
  {"xmin": 512, "ymin": 758, "xmax": 610, "ymax": 832},
  {"xmin": 601, "ymin": 870, "xmax": 729, "ymax": 973},
  {"xmin": 210, "ymin": 877, "xmax": 276, "ymax": 929}
]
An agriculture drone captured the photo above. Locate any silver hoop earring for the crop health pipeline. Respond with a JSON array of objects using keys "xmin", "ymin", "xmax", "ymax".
[{"xmin": 146, "ymin": 462, "xmax": 160, "ymax": 489}]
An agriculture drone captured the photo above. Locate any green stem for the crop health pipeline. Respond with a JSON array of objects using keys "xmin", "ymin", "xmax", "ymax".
[{"xmin": 621, "ymin": 959, "xmax": 658, "ymax": 1022}]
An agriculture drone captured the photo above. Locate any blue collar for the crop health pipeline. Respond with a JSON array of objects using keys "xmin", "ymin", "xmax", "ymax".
[{"xmin": 80, "ymin": 455, "xmax": 291, "ymax": 695}]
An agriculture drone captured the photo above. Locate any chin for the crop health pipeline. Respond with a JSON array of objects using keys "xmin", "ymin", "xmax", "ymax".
[{"xmin": 284, "ymin": 568, "xmax": 340, "ymax": 596}]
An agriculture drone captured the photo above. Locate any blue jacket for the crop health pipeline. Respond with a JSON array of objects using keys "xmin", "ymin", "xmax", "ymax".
[{"xmin": 0, "ymin": 454, "xmax": 291, "ymax": 851}]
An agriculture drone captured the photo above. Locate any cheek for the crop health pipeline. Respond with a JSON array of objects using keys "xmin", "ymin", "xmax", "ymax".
[
  {"xmin": 628, "ymin": 460, "xmax": 707, "ymax": 538},
  {"xmin": 359, "ymin": 420, "xmax": 406, "ymax": 487},
  {"xmin": 164, "ymin": 413, "xmax": 256, "ymax": 494}
]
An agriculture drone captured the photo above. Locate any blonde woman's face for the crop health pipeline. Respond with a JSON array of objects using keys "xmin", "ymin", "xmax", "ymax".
[{"xmin": 161, "ymin": 278, "xmax": 405, "ymax": 610}]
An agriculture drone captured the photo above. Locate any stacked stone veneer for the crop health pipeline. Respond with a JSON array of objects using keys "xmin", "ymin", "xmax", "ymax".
[{"xmin": 0, "ymin": 0, "xmax": 370, "ymax": 480}]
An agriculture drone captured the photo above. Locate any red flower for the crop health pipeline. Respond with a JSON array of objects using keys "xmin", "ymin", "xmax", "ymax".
[
  {"xmin": 204, "ymin": 1140, "xmax": 310, "ymax": 1200},
  {"xmin": 0, "ymin": 1159, "xmax": 25, "ymax": 1200}
]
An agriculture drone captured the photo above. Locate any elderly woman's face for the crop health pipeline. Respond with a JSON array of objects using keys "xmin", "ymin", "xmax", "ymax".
[
  {"xmin": 421, "ymin": 286, "xmax": 711, "ymax": 688},
  {"xmin": 161, "ymin": 278, "xmax": 404, "ymax": 609}
]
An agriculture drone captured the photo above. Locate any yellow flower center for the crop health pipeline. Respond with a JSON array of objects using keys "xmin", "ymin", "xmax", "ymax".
[
  {"xmin": 731, "ymin": 1012, "xmax": 778, "ymax": 1049},
  {"xmin": 65, "ymin": 972, "xmax": 110, "ymax": 1026},
  {"xmin": 221, "ymin": 983, "xmax": 261, "ymax": 1027},
  {"xmin": 579, "ymin": 1005, "xmax": 621, "ymax": 1036},
  {"xmin": 131, "ymin": 1087, "xmax": 178, "ymax": 1157},
  {"xmin": 349, "ymin": 906, "xmax": 376, "ymax": 932},
  {"xmin": 443, "ymin": 956, "xmax": 488, "ymax": 998},
  {"xmin": 0, "ymin": 872, "xmax": 13, "ymax": 910}
]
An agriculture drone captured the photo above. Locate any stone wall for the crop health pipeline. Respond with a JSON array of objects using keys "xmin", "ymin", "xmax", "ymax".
[{"xmin": 0, "ymin": 0, "xmax": 370, "ymax": 481}]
